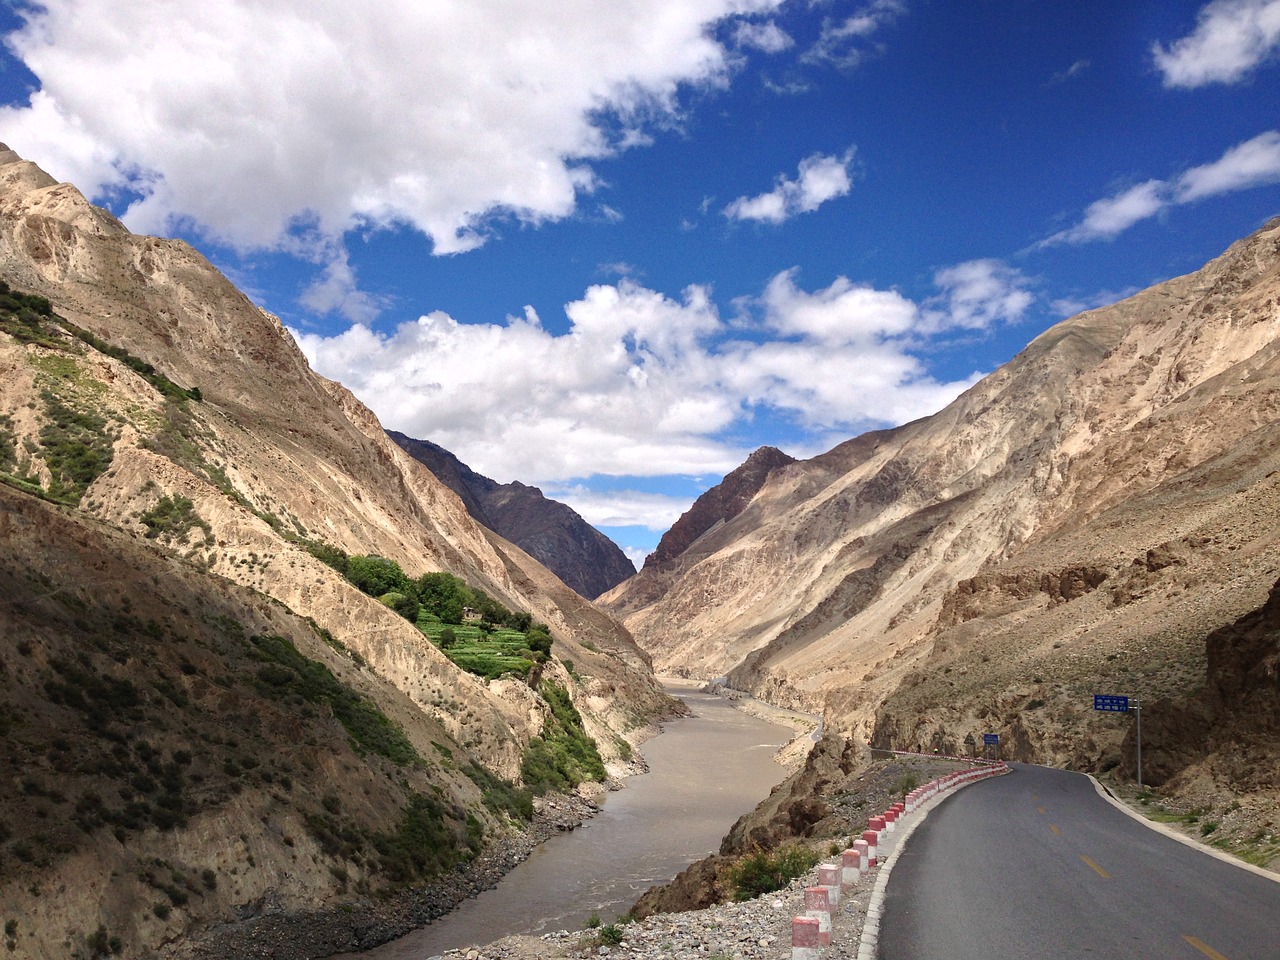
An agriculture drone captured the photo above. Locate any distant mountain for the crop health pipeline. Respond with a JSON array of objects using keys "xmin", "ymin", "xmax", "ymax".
[
  {"xmin": 0, "ymin": 145, "xmax": 674, "ymax": 958},
  {"xmin": 388, "ymin": 431, "xmax": 635, "ymax": 599},
  {"xmin": 645, "ymin": 445, "xmax": 796, "ymax": 569},
  {"xmin": 602, "ymin": 217, "xmax": 1280, "ymax": 844}
]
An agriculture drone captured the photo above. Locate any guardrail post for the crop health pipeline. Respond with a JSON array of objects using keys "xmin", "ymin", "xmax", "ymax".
[{"xmin": 803, "ymin": 886, "xmax": 833, "ymax": 946}]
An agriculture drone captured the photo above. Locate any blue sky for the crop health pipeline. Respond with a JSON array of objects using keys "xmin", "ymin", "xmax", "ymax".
[{"xmin": 2, "ymin": 1, "xmax": 1279, "ymax": 568}]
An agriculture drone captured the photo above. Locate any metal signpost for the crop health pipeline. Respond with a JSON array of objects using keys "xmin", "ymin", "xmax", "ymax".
[
  {"xmin": 1093, "ymin": 694, "xmax": 1142, "ymax": 789},
  {"xmin": 982, "ymin": 732, "xmax": 999, "ymax": 761}
]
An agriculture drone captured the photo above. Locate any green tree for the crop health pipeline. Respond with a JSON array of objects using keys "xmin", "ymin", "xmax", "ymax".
[
  {"xmin": 380, "ymin": 591, "xmax": 420, "ymax": 623},
  {"xmin": 345, "ymin": 555, "xmax": 408, "ymax": 598},
  {"xmin": 416, "ymin": 572, "xmax": 467, "ymax": 624}
]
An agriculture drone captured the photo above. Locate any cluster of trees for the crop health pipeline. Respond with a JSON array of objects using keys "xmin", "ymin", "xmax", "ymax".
[{"xmin": 304, "ymin": 544, "xmax": 549, "ymax": 646}]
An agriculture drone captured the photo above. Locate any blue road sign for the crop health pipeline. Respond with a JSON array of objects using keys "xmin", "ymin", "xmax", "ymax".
[
  {"xmin": 983, "ymin": 733, "xmax": 999, "ymax": 745},
  {"xmin": 1094, "ymin": 694, "xmax": 1129, "ymax": 713}
]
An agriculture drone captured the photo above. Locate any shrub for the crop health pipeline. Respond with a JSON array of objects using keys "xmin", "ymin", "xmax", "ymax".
[
  {"xmin": 139, "ymin": 495, "xmax": 210, "ymax": 542},
  {"xmin": 728, "ymin": 845, "xmax": 820, "ymax": 901},
  {"xmin": 599, "ymin": 925, "xmax": 624, "ymax": 946}
]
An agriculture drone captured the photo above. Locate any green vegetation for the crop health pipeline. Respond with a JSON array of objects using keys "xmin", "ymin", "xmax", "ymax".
[
  {"xmin": 369, "ymin": 792, "xmax": 481, "ymax": 883},
  {"xmin": 727, "ymin": 845, "xmax": 821, "ymax": 901},
  {"xmin": 305, "ymin": 541, "xmax": 555, "ymax": 682},
  {"xmin": 0, "ymin": 282, "xmax": 60, "ymax": 348},
  {"xmin": 139, "ymin": 495, "xmax": 212, "ymax": 542},
  {"xmin": 0, "ymin": 414, "xmax": 16, "ymax": 474},
  {"xmin": 0, "ymin": 280, "xmax": 200, "ymax": 401},
  {"xmin": 248, "ymin": 635, "xmax": 419, "ymax": 765},
  {"xmin": 37, "ymin": 391, "xmax": 114, "ymax": 504},
  {"xmin": 520, "ymin": 682, "xmax": 606, "ymax": 794},
  {"xmin": 462, "ymin": 762, "xmax": 534, "ymax": 821}
]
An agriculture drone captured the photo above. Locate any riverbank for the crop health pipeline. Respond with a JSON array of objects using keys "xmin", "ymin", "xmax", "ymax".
[{"xmin": 154, "ymin": 790, "xmax": 606, "ymax": 960}]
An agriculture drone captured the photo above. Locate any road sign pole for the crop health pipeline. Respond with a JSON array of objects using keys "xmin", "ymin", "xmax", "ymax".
[{"xmin": 1135, "ymin": 698, "xmax": 1142, "ymax": 791}]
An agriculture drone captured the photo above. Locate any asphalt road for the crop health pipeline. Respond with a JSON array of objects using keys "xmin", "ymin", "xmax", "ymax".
[{"xmin": 879, "ymin": 763, "xmax": 1280, "ymax": 960}]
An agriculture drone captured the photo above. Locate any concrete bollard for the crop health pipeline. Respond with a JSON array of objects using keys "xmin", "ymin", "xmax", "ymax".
[
  {"xmin": 817, "ymin": 863, "xmax": 842, "ymax": 909},
  {"xmin": 861, "ymin": 829, "xmax": 879, "ymax": 866},
  {"xmin": 803, "ymin": 886, "xmax": 833, "ymax": 946},
  {"xmin": 868, "ymin": 815, "xmax": 886, "ymax": 832},
  {"xmin": 840, "ymin": 848, "xmax": 862, "ymax": 891},
  {"xmin": 852, "ymin": 839, "xmax": 870, "ymax": 876},
  {"xmin": 792, "ymin": 915, "xmax": 822, "ymax": 960}
]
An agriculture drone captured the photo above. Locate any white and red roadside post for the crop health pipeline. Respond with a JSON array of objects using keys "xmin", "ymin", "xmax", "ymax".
[
  {"xmin": 817, "ymin": 862, "xmax": 842, "ymax": 909},
  {"xmin": 791, "ymin": 915, "xmax": 822, "ymax": 960},
  {"xmin": 803, "ymin": 886, "xmax": 833, "ymax": 946}
]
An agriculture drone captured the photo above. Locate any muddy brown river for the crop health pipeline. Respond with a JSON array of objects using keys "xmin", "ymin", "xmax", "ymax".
[{"xmin": 348, "ymin": 683, "xmax": 796, "ymax": 958}]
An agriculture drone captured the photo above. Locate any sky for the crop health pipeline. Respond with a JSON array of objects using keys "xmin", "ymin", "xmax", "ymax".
[{"xmin": 1, "ymin": 0, "xmax": 1279, "ymax": 569}]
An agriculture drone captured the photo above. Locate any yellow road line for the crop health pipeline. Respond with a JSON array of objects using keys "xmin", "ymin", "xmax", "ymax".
[
  {"xmin": 1080, "ymin": 855, "xmax": 1112, "ymax": 878},
  {"xmin": 1049, "ymin": 823, "xmax": 1062, "ymax": 835},
  {"xmin": 1183, "ymin": 935, "xmax": 1229, "ymax": 960}
]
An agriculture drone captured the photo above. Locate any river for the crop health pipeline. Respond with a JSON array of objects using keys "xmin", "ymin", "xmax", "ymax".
[{"xmin": 347, "ymin": 682, "xmax": 797, "ymax": 958}]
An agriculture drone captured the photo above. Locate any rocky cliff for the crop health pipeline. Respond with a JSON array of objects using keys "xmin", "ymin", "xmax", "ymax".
[
  {"xmin": 388, "ymin": 431, "xmax": 635, "ymax": 599},
  {"xmin": 0, "ymin": 145, "xmax": 675, "ymax": 958},
  {"xmin": 601, "ymin": 217, "xmax": 1280, "ymax": 847}
]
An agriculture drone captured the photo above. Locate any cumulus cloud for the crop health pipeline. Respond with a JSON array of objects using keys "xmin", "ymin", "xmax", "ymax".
[
  {"xmin": 1153, "ymin": 0, "xmax": 1280, "ymax": 88},
  {"xmin": 0, "ymin": 0, "xmax": 781, "ymax": 255},
  {"xmin": 925, "ymin": 260, "xmax": 1034, "ymax": 332},
  {"xmin": 292, "ymin": 261, "xmax": 1022, "ymax": 487},
  {"xmin": 724, "ymin": 148, "xmax": 856, "ymax": 223},
  {"xmin": 1042, "ymin": 131, "xmax": 1280, "ymax": 244}
]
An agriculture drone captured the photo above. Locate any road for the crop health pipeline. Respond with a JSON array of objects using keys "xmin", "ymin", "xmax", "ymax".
[{"xmin": 879, "ymin": 763, "xmax": 1280, "ymax": 960}]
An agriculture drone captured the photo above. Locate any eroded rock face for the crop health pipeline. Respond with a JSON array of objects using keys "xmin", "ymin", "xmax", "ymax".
[{"xmin": 1138, "ymin": 576, "xmax": 1280, "ymax": 791}]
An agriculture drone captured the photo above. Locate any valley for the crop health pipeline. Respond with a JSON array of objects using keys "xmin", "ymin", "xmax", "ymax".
[{"xmin": 0, "ymin": 139, "xmax": 1277, "ymax": 960}]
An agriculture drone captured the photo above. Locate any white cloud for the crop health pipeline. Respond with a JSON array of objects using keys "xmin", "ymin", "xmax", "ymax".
[
  {"xmin": 0, "ymin": 0, "xmax": 781, "ymax": 255},
  {"xmin": 926, "ymin": 260, "xmax": 1034, "ymax": 331},
  {"xmin": 1153, "ymin": 0, "xmax": 1280, "ymax": 88},
  {"xmin": 733, "ymin": 20, "xmax": 794, "ymax": 53},
  {"xmin": 724, "ymin": 148, "xmax": 856, "ymax": 223},
  {"xmin": 1049, "ymin": 59, "xmax": 1091, "ymax": 85},
  {"xmin": 298, "ymin": 246, "xmax": 388, "ymax": 325},
  {"xmin": 802, "ymin": 0, "xmax": 905, "ymax": 68},
  {"xmin": 1043, "ymin": 130, "xmax": 1280, "ymax": 245},
  {"xmin": 1175, "ymin": 129, "xmax": 1280, "ymax": 201},
  {"xmin": 544, "ymin": 484, "xmax": 693, "ymax": 531},
  {"xmin": 803, "ymin": 0, "xmax": 906, "ymax": 68},
  {"xmin": 1046, "ymin": 180, "xmax": 1168, "ymax": 245},
  {"xmin": 292, "ymin": 262, "xmax": 1017, "ymax": 484}
]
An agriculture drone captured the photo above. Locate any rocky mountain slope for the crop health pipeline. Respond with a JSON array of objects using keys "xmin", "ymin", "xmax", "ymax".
[
  {"xmin": 0, "ymin": 145, "xmax": 675, "ymax": 959},
  {"xmin": 388, "ymin": 431, "xmax": 635, "ymax": 599},
  {"xmin": 602, "ymin": 217, "xmax": 1280, "ymax": 850}
]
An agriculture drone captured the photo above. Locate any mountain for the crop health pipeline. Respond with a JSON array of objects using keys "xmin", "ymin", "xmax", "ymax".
[
  {"xmin": 602, "ymin": 217, "xmax": 1280, "ymax": 835},
  {"xmin": 388, "ymin": 431, "xmax": 635, "ymax": 599},
  {"xmin": 0, "ymin": 145, "xmax": 676, "ymax": 959}
]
